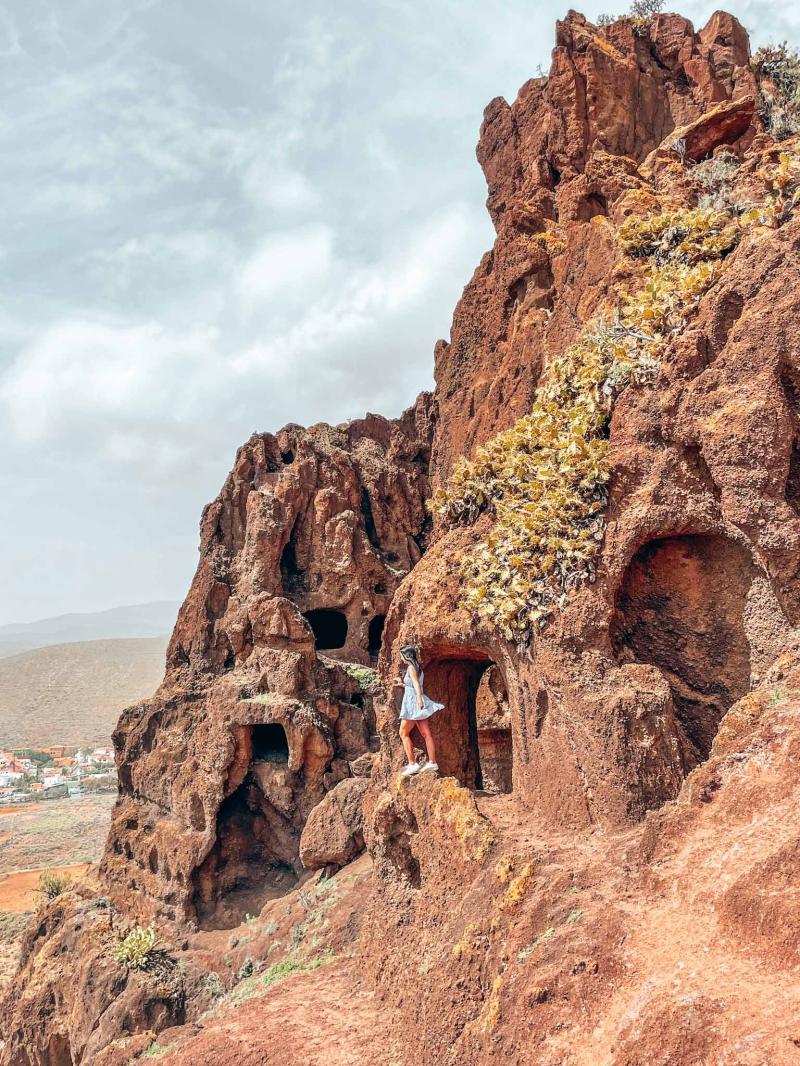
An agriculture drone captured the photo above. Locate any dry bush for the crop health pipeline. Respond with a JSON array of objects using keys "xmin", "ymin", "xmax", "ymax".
[
  {"xmin": 35, "ymin": 870, "xmax": 72, "ymax": 900},
  {"xmin": 753, "ymin": 43, "xmax": 800, "ymax": 139}
]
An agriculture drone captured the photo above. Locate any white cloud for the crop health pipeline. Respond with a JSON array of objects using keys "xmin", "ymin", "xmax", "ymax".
[
  {"xmin": 0, "ymin": 319, "xmax": 222, "ymax": 446},
  {"xmin": 235, "ymin": 224, "xmax": 335, "ymax": 310},
  {"xmin": 242, "ymin": 162, "xmax": 320, "ymax": 214}
]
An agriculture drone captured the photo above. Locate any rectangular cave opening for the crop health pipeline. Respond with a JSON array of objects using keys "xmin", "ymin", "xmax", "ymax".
[
  {"xmin": 421, "ymin": 654, "xmax": 512, "ymax": 793},
  {"xmin": 252, "ymin": 722, "xmax": 289, "ymax": 763},
  {"xmin": 368, "ymin": 614, "xmax": 385, "ymax": 663},
  {"xmin": 304, "ymin": 608, "xmax": 348, "ymax": 650}
]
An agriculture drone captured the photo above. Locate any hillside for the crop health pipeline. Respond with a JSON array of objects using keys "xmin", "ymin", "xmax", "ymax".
[
  {"xmin": 0, "ymin": 601, "xmax": 178, "ymax": 659},
  {"xmin": 0, "ymin": 637, "xmax": 168, "ymax": 748},
  {"xmin": 4, "ymin": 9, "xmax": 800, "ymax": 1066}
]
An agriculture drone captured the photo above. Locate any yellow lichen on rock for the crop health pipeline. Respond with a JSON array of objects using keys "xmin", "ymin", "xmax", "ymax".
[
  {"xmin": 502, "ymin": 862, "xmax": 536, "ymax": 908},
  {"xmin": 432, "ymin": 778, "xmax": 497, "ymax": 864}
]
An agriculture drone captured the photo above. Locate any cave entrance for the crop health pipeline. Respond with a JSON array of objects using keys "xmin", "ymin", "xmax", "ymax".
[
  {"xmin": 612, "ymin": 533, "xmax": 754, "ymax": 769},
  {"xmin": 191, "ymin": 726, "xmax": 298, "ymax": 930},
  {"xmin": 421, "ymin": 651, "xmax": 511, "ymax": 792},
  {"xmin": 475, "ymin": 666, "xmax": 513, "ymax": 794},
  {"xmin": 304, "ymin": 608, "xmax": 348, "ymax": 650},
  {"xmin": 252, "ymin": 722, "xmax": 289, "ymax": 763},
  {"xmin": 368, "ymin": 615, "xmax": 385, "ymax": 662}
]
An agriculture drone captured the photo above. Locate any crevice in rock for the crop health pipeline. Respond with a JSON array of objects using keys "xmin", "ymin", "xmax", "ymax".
[
  {"xmin": 576, "ymin": 192, "xmax": 609, "ymax": 220},
  {"xmin": 368, "ymin": 615, "xmax": 385, "ymax": 663},
  {"xmin": 683, "ymin": 443, "xmax": 721, "ymax": 501},
  {"xmin": 534, "ymin": 688, "xmax": 549, "ymax": 738},
  {"xmin": 781, "ymin": 362, "xmax": 800, "ymax": 515},
  {"xmin": 382, "ymin": 808, "xmax": 421, "ymax": 889},
  {"xmin": 360, "ymin": 488, "xmax": 382, "ymax": 552},
  {"xmin": 280, "ymin": 518, "xmax": 305, "ymax": 598}
]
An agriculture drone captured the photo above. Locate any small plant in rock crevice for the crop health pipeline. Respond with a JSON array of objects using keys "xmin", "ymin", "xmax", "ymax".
[
  {"xmin": 693, "ymin": 153, "xmax": 749, "ymax": 215},
  {"xmin": 114, "ymin": 925, "xmax": 160, "ymax": 971},
  {"xmin": 342, "ymin": 663, "xmax": 379, "ymax": 690},
  {"xmin": 757, "ymin": 151, "xmax": 800, "ymax": 225},
  {"xmin": 200, "ymin": 971, "xmax": 225, "ymax": 999}
]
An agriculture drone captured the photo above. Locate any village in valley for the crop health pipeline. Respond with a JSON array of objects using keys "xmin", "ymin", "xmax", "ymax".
[{"xmin": 0, "ymin": 745, "xmax": 117, "ymax": 804}]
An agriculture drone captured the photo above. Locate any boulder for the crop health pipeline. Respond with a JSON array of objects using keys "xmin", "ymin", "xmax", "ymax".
[{"xmin": 300, "ymin": 776, "xmax": 369, "ymax": 869}]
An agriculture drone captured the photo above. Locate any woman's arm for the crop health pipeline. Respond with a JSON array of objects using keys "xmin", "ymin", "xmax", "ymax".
[{"xmin": 409, "ymin": 665, "xmax": 424, "ymax": 709}]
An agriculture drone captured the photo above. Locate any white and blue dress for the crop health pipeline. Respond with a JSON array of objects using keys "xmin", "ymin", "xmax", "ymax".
[{"xmin": 399, "ymin": 666, "xmax": 444, "ymax": 721}]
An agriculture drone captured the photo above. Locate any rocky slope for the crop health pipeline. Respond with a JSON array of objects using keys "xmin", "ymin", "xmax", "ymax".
[{"xmin": 3, "ymin": 9, "xmax": 800, "ymax": 1066}]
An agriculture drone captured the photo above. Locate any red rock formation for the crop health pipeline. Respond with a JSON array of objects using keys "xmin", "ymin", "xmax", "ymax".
[
  {"xmin": 5, "ymin": 10, "xmax": 800, "ymax": 1066},
  {"xmin": 433, "ymin": 11, "xmax": 758, "ymax": 480},
  {"xmin": 99, "ymin": 399, "xmax": 433, "ymax": 930},
  {"xmin": 378, "ymin": 9, "xmax": 799, "ymax": 830}
]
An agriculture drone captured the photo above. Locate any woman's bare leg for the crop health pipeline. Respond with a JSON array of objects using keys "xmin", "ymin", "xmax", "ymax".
[
  {"xmin": 417, "ymin": 719, "xmax": 437, "ymax": 764},
  {"xmin": 399, "ymin": 720, "xmax": 416, "ymax": 762}
]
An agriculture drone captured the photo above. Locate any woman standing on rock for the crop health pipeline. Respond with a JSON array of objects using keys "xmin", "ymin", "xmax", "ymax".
[{"xmin": 394, "ymin": 645, "xmax": 443, "ymax": 778}]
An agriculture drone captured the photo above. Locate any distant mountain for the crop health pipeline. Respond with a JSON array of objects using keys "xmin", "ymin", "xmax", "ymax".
[
  {"xmin": 0, "ymin": 637, "xmax": 168, "ymax": 748},
  {"xmin": 0, "ymin": 601, "xmax": 179, "ymax": 659}
]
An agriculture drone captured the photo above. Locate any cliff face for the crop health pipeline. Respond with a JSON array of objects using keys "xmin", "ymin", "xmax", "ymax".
[
  {"xmin": 100, "ymin": 398, "xmax": 433, "ymax": 930},
  {"xmin": 4, "ymin": 9, "xmax": 800, "ymax": 1066},
  {"xmin": 377, "ymin": 9, "xmax": 798, "ymax": 828},
  {"xmin": 431, "ymin": 10, "xmax": 758, "ymax": 481}
]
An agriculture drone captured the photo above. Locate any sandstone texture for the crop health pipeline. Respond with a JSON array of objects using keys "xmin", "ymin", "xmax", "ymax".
[
  {"xmin": 101, "ymin": 401, "xmax": 433, "ymax": 931},
  {"xmin": 381, "ymin": 9, "xmax": 800, "ymax": 830},
  {"xmin": 4, "ymin": 9, "xmax": 800, "ymax": 1066},
  {"xmin": 299, "ymin": 775, "xmax": 369, "ymax": 870}
]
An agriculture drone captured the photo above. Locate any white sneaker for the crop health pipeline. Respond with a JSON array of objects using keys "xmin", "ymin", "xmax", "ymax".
[
  {"xmin": 401, "ymin": 762, "xmax": 421, "ymax": 778},
  {"xmin": 419, "ymin": 762, "xmax": 439, "ymax": 774}
]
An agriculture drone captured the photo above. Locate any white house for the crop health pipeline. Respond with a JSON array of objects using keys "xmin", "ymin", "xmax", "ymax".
[{"xmin": 0, "ymin": 771, "xmax": 23, "ymax": 786}]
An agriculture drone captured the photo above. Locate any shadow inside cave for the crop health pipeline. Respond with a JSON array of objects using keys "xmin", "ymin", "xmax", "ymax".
[
  {"xmin": 612, "ymin": 533, "xmax": 755, "ymax": 769},
  {"xmin": 422, "ymin": 650, "xmax": 513, "ymax": 794}
]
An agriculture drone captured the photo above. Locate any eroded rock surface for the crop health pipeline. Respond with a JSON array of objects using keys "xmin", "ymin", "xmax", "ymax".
[
  {"xmin": 378, "ymin": 10, "xmax": 800, "ymax": 830},
  {"xmin": 4, "ymin": 9, "xmax": 800, "ymax": 1066},
  {"xmin": 99, "ymin": 399, "xmax": 433, "ymax": 931}
]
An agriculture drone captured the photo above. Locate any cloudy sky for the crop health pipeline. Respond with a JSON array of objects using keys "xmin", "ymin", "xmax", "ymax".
[{"xmin": 1, "ymin": 0, "xmax": 797, "ymax": 626}]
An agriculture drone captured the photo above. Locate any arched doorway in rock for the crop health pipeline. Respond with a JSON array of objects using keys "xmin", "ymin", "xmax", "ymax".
[
  {"xmin": 191, "ymin": 724, "xmax": 298, "ymax": 929},
  {"xmin": 611, "ymin": 533, "xmax": 754, "ymax": 769},
  {"xmin": 303, "ymin": 608, "xmax": 348, "ymax": 650},
  {"xmin": 368, "ymin": 615, "xmax": 385, "ymax": 663},
  {"xmin": 421, "ymin": 650, "xmax": 512, "ymax": 793}
]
